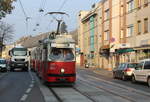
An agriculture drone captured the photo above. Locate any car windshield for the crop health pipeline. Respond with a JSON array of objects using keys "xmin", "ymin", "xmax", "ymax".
[
  {"xmin": 12, "ymin": 48, "xmax": 27, "ymax": 56},
  {"xmin": 49, "ymin": 48, "xmax": 74, "ymax": 61},
  {"xmin": 128, "ymin": 63, "xmax": 138, "ymax": 68},
  {"xmin": 0, "ymin": 60, "xmax": 6, "ymax": 64}
]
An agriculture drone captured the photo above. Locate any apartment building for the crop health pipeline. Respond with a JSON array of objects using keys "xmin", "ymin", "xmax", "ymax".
[
  {"xmin": 78, "ymin": 0, "xmax": 150, "ymax": 70},
  {"xmin": 78, "ymin": 3, "xmax": 101, "ymax": 67},
  {"xmin": 134, "ymin": 0, "xmax": 150, "ymax": 61},
  {"xmin": 78, "ymin": 0, "xmax": 121, "ymax": 69},
  {"xmin": 78, "ymin": 11, "xmax": 89, "ymax": 66}
]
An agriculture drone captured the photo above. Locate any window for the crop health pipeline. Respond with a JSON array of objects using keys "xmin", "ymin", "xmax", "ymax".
[
  {"xmin": 144, "ymin": 18, "xmax": 148, "ymax": 33},
  {"xmin": 127, "ymin": 24, "xmax": 134, "ymax": 37},
  {"xmin": 127, "ymin": 0, "xmax": 134, "ymax": 12},
  {"xmin": 49, "ymin": 48, "xmax": 74, "ymax": 61},
  {"xmin": 105, "ymin": 9, "xmax": 110, "ymax": 20},
  {"xmin": 144, "ymin": 0, "xmax": 148, "ymax": 7},
  {"xmin": 137, "ymin": 20, "xmax": 141, "ymax": 35},
  {"xmin": 104, "ymin": 30, "xmax": 109, "ymax": 41},
  {"xmin": 144, "ymin": 61, "xmax": 150, "ymax": 69}
]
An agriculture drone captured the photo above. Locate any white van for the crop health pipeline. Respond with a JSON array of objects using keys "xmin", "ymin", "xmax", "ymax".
[{"xmin": 132, "ymin": 59, "xmax": 150, "ymax": 86}]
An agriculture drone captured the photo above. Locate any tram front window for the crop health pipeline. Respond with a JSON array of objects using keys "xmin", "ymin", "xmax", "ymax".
[{"xmin": 49, "ymin": 48, "xmax": 74, "ymax": 61}]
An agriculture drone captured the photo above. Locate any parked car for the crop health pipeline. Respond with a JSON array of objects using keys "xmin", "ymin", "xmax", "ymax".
[
  {"xmin": 113, "ymin": 62, "xmax": 138, "ymax": 80},
  {"xmin": 0, "ymin": 59, "xmax": 8, "ymax": 72},
  {"xmin": 132, "ymin": 59, "xmax": 150, "ymax": 87}
]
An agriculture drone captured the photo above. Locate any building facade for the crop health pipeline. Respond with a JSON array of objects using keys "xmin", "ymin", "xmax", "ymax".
[{"xmin": 78, "ymin": 0, "xmax": 150, "ymax": 70}]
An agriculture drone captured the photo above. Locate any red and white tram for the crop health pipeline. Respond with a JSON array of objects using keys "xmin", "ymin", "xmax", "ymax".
[{"xmin": 31, "ymin": 34, "xmax": 76, "ymax": 84}]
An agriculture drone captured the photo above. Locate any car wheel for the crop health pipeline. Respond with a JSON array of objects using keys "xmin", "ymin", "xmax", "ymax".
[
  {"xmin": 132, "ymin": 75, "xmax": 136, "ymax": 83},
  {"xmin": 147, "ymin": 77, "xmax": 150, "ymax": 87},
  {"xmin": 122, "ymin": 74, "xmax": 126, "ymax": 81}
]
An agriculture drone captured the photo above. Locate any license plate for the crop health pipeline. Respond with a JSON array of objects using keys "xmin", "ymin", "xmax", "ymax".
[{"xmin": 18, "ymin": 64, "xmax": 23, "ymax": 66}]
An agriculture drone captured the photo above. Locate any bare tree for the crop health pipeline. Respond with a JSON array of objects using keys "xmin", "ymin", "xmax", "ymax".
[{"xmin": 0, "ymin": 21, "xmax": 14, "ymax": 57}]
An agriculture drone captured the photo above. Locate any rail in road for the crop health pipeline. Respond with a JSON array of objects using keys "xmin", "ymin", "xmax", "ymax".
[{"xmin": 77, "ymin": 75, "xmax": 150, "ymax": 102}]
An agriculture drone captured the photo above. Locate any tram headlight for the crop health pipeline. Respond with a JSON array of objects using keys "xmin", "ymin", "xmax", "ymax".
[{"xmin": 61, "ymin": 68, "xmax": 65, "ymax": 74}]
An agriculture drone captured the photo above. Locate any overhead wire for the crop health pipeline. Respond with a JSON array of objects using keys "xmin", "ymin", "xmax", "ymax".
[
  {"xmin": 18, "ymin": 0, "xmax": 28, "ymax": 18},
  {"xmin": 45, "ymin": 0, "xmax": 69, "ymax": 31},
  {"xmin": 33, "ymin": 0, "xmax": 47, "ymax": 32},
  {"xmin": 58, "ymin": 0, "xmax": 69, "ymax": 11},
  {"xmin": 18, "ymin": 0, "xmax": 30, "ymax": 35}
]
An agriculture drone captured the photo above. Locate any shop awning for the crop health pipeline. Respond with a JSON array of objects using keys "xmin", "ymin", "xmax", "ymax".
[{"xmin": 116, "ymin": 48, "xmax": 134, "ymax": 54}]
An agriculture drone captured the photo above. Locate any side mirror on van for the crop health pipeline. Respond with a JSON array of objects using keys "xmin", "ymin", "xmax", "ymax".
[
  {"xmin": 8, "ymin": 50, "xmax": 11, "ymax": 56},
  {"xmin": 29, "ymin": 51, "xmax": 31, "ymax": 56}
]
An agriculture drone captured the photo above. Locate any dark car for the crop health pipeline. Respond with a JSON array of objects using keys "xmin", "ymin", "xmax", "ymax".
[
  {"xmin": 0, "ymin": 59, "xmax": 8, "ymax": 72},
  {"xmin": 113, "ymin": 63, "xmax": 138, "ymax": 80}
]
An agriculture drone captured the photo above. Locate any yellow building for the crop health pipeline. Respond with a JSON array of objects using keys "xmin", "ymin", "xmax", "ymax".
[
  {"xmin": 133, "ymin": 0, "xmax": 150, "ymax": 61},
  {"xmin": 78, "ymin": 3, "xmax": 103, "ymax": 68},
  {"xmin": 78, "ymin": 0, "xmax": 150, "ymax": 70},
  {"xmin": 78, "ymin": 11, "xmax": 89, "ymax": 66}
]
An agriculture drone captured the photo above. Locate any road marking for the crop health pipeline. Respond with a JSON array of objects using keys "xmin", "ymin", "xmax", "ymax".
[
  {"xmin": 31, "ymin": 80, "xmax": 35, "ymax": 84},
  {"xmin": 29, "ymin": 84, "xmax": 34, "ymax": 88},
  {"xmin": 20, "ymin": 94, "xmax": 28, "ymax": 101},
  {"xmin": 26, "ymin": 88, "xmax": 32, "ymax": 93},
  {"xmin": 19, "ymin": 70, "xmax": 35, "ymax": 102}
]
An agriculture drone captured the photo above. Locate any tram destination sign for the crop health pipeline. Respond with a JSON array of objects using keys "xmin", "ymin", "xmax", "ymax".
[{"xmin": 51, "ymin": 43, "xmax": 74, "ymax": 48}]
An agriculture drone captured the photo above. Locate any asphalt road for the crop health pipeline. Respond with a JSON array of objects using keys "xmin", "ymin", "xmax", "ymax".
[
  {"xmin": 1, "ymin": 67, "xmax": 150, "ymax": 102},
  {"xmin": 0, "ymin": 71, "xmax": 45, "ymax": 102}
]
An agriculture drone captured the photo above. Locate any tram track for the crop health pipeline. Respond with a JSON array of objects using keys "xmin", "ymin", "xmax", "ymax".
[
  {"xmin": 73, "ymin": 86, "xmax": 98, "ymax": 102},
  {"xmin": 87, "ymin": 75, "xmax": 150, "ymax": 97},
  {"xmin": 77, "ymin": 75, "xmax": 150, "ymax": 102},
  {"xmin": 77, "ymin": 78, "xmax": 136, "ymax": 102},
  {"xmin": 49, "ymin": 88, "xmax": 63, "ymax": 102}
]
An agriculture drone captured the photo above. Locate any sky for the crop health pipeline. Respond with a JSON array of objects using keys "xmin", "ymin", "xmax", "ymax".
[{"xmin": 2, "ymin": 0, "xmax": 100, "ymax": 42}]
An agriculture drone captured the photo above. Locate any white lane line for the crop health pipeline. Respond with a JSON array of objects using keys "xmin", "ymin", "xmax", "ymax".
[
  {"xmin": 20, "ymin": 94, "xmax": 28, "ymax": 101},
  {"xmin": 29, "ymin": 84, "xmax": 34, "ymax": 88},
  {"xmin": 19, "ymin": 71, "xmax": 35, "ymax": 102},
  {"xmin": 31, "ymin": 80, "xmax": 35, "ymax": 84},
  {"xmin": 26, "ymin": 88, "xmax": 32, "ymax": 93}
]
